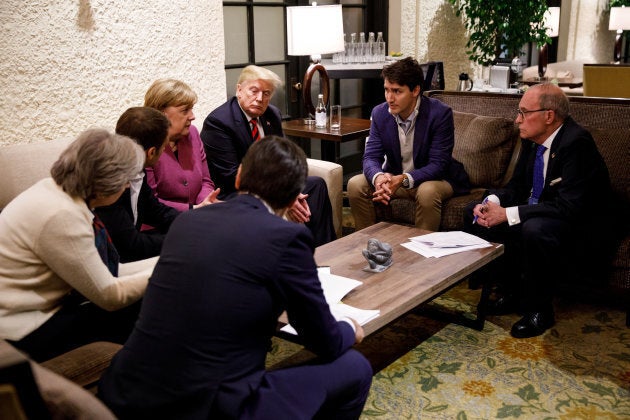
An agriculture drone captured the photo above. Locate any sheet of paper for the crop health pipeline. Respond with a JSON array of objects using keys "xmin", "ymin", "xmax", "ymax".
[
  {"xmin": 280, "ymin": 268, "xmax": 379, "ymax": 336},
  {"xmin": 318, "ymin": 267, "xmax": 363, "ymax": 305},
  {"xmin": 280, "ymin": 304, "xmax": 380, "ymax": 336},
  {"xmin": 409, "ymin": 231, "xmax": 490, "ymax": 248},
  {"xmin": 402, "ymin": 240, "xmax": 491, "ymax": 258}
]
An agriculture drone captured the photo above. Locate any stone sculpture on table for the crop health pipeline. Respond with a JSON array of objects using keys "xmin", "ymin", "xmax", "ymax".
[{"xmin": 362, "ymin": 238, "xmax": 393, "ymax": 272}]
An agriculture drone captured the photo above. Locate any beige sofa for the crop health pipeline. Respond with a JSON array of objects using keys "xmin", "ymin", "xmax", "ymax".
[
  {"xmin": 0, "ymin": 139, "xmax": 344, "ymax": 238},
  {"xmin": 0, "ymin": 339, "xmax": 118, "ymax": 419}
]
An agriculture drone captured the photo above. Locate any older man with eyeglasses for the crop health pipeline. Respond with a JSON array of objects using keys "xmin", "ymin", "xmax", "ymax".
[
  {"xmin": 201, "ymin": 65, "xmax": 336, "ymax": 246},
  {"xmin": 464, "ymin": 83, "xmax": 615, "ymax": 338}
]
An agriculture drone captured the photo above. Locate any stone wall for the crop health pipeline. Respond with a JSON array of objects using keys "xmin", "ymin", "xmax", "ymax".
[{"xmin": 0, "ymin": 0, "xmax": 225, "ymax": 146}]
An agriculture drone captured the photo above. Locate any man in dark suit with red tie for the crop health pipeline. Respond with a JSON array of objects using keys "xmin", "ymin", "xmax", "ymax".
[
  {"xmin": 465, "ymin": 83, "xmax": 614, "ymax": 338},
  {"xmin": 200, "ymin": 65, "xmax": 336, "ymax": 246},
  {"xmin": 99, "ymin": 136, "xmax": 372, "ymax": 419}
]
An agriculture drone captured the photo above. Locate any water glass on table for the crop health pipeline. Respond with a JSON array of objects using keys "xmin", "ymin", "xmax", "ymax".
[{"xmin": 330, "ymin": 105, "xmax": 342, "ymax": 131}]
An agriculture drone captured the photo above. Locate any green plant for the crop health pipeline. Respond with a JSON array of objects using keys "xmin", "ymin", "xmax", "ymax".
[
  {"xmin": 447, "ymin": 0, "xmax": 550, "ymax": 66},
  {"xmin": 610, "ymin": 0, "xmax": 630, "ymax": 7}
]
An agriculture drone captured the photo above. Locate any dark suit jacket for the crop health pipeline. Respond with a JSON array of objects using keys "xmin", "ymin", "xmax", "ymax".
[
  {"xmin": 363, "ymin": 97, "xmax": 470, "ymax": 195},
  {"xmin": 95, "ymin": 177, "xmax": 179, "ymax": 263},
  {"xmin": 492, "ymin": 117, "xmax": 612, "ymax": 227},
  {"xmin": 98, "ymin": 194, "xmax": 355, "ymax": 419},
  {"xmin": 201, "ymin": 97, "xmax": 283, "ymax": 198}
]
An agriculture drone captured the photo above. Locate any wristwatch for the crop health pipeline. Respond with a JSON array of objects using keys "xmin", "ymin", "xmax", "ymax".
[{"xmin": 401, "ymin": 174, "xmax": 410, "ymax": 189}]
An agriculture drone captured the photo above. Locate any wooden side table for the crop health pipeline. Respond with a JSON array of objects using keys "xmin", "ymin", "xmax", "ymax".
[{"xmin": 282, "ymin": 117, "xmax": 371, "ymax": 162}]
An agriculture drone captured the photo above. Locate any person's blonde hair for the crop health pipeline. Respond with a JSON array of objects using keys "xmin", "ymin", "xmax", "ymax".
[
  {"xmin": 51, "ymin": 129, "xmax": 144, "ymax": 200},
  {"xmin": 144, "ymin": 79, "xmax": 198, "ymax": 111},
  {"xmin": 237, "ymin": 65, "xmax": 283, "ymax": 92}
]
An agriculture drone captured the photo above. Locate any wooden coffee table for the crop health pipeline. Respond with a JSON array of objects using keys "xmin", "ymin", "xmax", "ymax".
[{"xmin": 311, "ymin": 222, "xmax": 503, "ymax": 336}]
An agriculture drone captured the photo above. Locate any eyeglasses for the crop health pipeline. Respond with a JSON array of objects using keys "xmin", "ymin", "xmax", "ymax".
[{"xmin": 516, "ymin": 108, "xmax": 549, "ymax": 119}]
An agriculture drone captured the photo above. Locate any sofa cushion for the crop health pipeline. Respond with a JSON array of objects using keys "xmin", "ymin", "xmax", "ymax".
[
  {"xmin": 451, "ymin": 111, "xmax": 519, "ymax": 188},
  {"xmin": 0, "ymin": 138, "xmax": 73, "ymax": 209}
]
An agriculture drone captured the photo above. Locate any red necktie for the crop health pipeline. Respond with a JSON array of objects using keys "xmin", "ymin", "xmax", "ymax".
[{"xmin": 250, "ymin": 118, "xmax": 261, "ymax": 142}]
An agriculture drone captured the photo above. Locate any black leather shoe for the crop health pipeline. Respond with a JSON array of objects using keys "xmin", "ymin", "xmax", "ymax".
[
  {"xmin": 482, "ymin": 294, "xmax": 518, "ymax": 315},
  {"xmin": 510, "ymin": 311, "xmax": 555, "ymax": 338}
]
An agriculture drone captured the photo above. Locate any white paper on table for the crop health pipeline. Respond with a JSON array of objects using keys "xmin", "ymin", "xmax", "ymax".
[
  {"xmin": 280, "ymin": 304, "xmax": 380, "ymax": 336},
  {"xmin": 318, "ymin": 267, "xmax": 363, "ymax": 305},
  {"xmin": 409, "ymin": 231, "xmax": 490, "ymax": 248},
  {"xmin": 280, "ymin": 268, "xmax": 380, "ymax": 336},
  {"xmin": 402, "ymin": 240, "xmax": 491, "ymax": 258}
]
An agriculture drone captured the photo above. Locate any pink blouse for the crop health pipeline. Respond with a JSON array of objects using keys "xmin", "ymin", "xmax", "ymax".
[{"xmin": 146, "ymin": 126, "xmax": 215, "ymax": 212}]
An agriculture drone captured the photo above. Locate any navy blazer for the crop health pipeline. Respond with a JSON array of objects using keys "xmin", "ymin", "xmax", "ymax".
[
  {"xmin": 95, "ymin": 177, "xmax": 179, "ymax": 263},
  {"xmin": 492, "ymin": 117, "xmax": 612, "ymax": 227},
  {"xmin": 98, "ymin": 194, "xmax": 355, "ymax": 418},
  {"xmin": 363, "ymin": 97, "xmax": 469, "ymax": 195},
  {"xmin": 201, "ymin": 97, "xmax": 284, "ymax": 198}
]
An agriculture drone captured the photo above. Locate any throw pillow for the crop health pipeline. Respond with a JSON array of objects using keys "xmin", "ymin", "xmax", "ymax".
[{"xmin": 451, "ymin": 111, "xmax": 519, "ymax": 188}]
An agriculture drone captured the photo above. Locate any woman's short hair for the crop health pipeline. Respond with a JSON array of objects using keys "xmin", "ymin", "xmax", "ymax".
[
  {"xmin": 239, "ymin": 136, "xmax": 307, "ymax": 210},
  {"xmin": 237, "ymin": 65, "xmax": 283, "ymax": 92},
  {"xmin": 51, "ymin": 129, "xmax": 144, "ymax": 200},
  {"xmin": 116, "ymin": 107, "xmax": 170, "ymax": 151},
  {"xmin": 144, "ymin": 79, "xmax": 198, "ymax": 111}
]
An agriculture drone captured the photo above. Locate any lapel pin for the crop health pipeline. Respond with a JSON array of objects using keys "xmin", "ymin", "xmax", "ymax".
[{"xmin": 551, "ymin": 152, "xmax": 556, "ymax": 159}]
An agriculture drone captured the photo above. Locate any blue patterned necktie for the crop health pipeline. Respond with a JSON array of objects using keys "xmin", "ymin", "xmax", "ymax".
[{"xmin": 529, "ymin": 145, "xmax": 547, "ymax": 205}]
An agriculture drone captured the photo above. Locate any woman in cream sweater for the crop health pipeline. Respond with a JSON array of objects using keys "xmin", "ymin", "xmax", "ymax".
[{"xmin": 0, "ymin": 129, "xmax": 158, "ymax": 361}]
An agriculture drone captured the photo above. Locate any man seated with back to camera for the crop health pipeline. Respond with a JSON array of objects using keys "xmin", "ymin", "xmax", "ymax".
[
  {"xmin": 464, "ymin": 83, "xmax": 615, "ymax": 339},
  {"xmin": 98, "ymin": 136, "xmax": 372, "ymax": 419},
  {"xmin": 200, "ymin": 65, "xmax": 336, "ymax": 246}
]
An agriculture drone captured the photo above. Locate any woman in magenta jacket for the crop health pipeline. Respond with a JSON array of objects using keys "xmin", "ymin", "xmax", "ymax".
[{"xmin": 144, "ymin": 79, "xmax": 218, "ymax": 211}]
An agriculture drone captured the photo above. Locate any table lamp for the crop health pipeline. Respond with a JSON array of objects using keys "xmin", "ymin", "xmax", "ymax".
[
  {"xmin": 538, "ymin": 7, "xmax": 560, "ymax": 80},
  {"xmin": 609, "ymin": 6, "xmax": 630, "ymax": 63},
  {"xmin": 287, "ymin": 3, "xmax": 344, "ymax": 120}
]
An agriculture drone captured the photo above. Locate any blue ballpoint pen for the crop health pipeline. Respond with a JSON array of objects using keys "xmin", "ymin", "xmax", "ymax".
[{"xmin": 472, "ymin": 196, "xmax": 490, "ymax": 225}]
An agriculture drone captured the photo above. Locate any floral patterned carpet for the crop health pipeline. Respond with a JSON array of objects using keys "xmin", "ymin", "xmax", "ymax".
[{"xmin": 266, "ymin": 283, "xmax": 630, "ymax": 419}]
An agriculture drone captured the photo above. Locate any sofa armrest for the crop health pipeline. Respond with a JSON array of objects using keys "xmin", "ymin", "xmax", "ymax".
[
  {"xmin": 0, "ymin": 138, "xmax": 73, "ymax": 209},
  {"xmin": 307, "ymin": 158, "xmax": 343, "ymax": 238},
  {"xmin": 0, "ymin": 340, "xmax": 116, "ymax": 419}
]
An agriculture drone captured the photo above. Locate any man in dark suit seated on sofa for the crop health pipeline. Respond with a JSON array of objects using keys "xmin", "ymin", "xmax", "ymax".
[
  {"xmin": 99, "ymin": 136, "xmax": 372, "ymax": 419},
  {"xmin": 200, "ymin": 65, "xmax": 336, "ymax": 246},
  {"xmin": 96, "ymin": 107, "xmax": 218, "ymax": 262},
  {"xmin": 465, "ymin": 83, "xmax": 614, "ymax": 338}
]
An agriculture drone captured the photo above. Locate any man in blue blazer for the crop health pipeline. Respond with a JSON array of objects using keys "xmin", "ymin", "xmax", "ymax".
[
  {"xmin": 465, "ymin": 83, "xmax": 614, "ymax": 338},
  {"xmin": 348, "ymin": 57, "xmax": 469, "ymax": 231},
  {"xmin": 99, "ymin": 136, "xmax": 372, "ymax": 419},
  {"xmin": 96, "ymin": 107, "xmax": 181, "ymax": 262},
  {"xmin": 200, "ymin": 65, "xmax": 336, "ymax": 246}
]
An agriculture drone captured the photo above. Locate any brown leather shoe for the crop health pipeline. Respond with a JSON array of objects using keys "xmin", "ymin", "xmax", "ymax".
[{"xmin": 510, "ymin": 311, "xmax": 555, "ymax": 338}]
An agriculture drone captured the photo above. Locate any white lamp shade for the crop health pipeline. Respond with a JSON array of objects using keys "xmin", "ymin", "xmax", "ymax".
[
  {"xmin": 609, "ymin": 6, "xmax": 630, "ymax": 31},
  {"xmin": 286, "ymin": 4, "xmax": 344, "ymax": 56},
  {"xmin": 544, "ymin": 7, "xmax": 560, "ymax": 37}
]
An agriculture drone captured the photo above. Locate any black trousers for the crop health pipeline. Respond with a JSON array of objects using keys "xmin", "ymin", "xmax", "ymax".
[
  {"xmin": 10, "ymin": 295, "xmax": 141, "ymax": 362},
  {"xmin": 463, "ymin": 202, "xmax": 573, "ymax": 313},
  {"xmin": 303, "ymin": 176, "xmax": 336, "ymax": 247}
]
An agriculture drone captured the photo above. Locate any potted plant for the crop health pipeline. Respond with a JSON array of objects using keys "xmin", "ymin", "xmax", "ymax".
[{"xmin": 447, "ymin": 0, "xmax": 550, "ymax": 66}]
